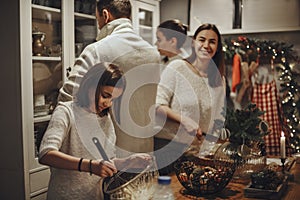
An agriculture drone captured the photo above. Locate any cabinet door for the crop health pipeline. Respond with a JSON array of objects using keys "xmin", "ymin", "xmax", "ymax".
[
  {"xmin": 30, "ymin": 0, "xmax": 97, "ymax": 170},
  {"xmin": 74, "ymin": 0, "xmax": 97, "ymax": 58},
  {"xmin": 21, "ymin": 0, "xmax": 98, "ymax": 199},
  {"xmin": 31, "ymin": 1, "xmax": 63, "ymax": 169},
  {"xmin": 132, "ymin": 0, "xmax": 159, "ymax": 45}
]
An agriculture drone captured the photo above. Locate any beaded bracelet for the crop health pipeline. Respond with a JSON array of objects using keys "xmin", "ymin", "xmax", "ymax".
[
  {"xmin": 89, "ymin": 159, "xmax": 93, "ymax": 175},
  {"xmin": 78, "ymin": 158, "xmax": 84, "ymax": 172}
]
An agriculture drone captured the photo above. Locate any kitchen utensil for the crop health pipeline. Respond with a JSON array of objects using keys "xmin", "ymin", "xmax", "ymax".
[
  {"xmin": 103, "ymin": 161, "xmax": 158, "ymax": 200},
  {"xmin": 92, "ymin": 137, "xmax": 109, "ymax": 161}
]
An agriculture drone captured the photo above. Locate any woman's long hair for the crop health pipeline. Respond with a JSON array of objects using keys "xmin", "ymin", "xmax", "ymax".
[
  {"xmin": 186, "ymin": 23, "xmax": 225, "ymax": 87},
  {"xmin": 75, "ymin": 62, "xmax": 126, "ymax": 117}
]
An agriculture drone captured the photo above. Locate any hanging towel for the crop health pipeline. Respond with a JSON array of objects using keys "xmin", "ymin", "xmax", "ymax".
[
  {"xmin": 231, "ymin": 53, "xmax": 241, "ymax": 92},
  {"xmin": 252, "ymin": 80, "xmax": 283, "ymax": 156}
]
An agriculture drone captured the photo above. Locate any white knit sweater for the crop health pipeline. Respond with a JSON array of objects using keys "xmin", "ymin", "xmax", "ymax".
[
  {"xmin": 155, "ymin": 59, "xmax": 226, "ymax": 143},
  {"xmin": 39, "ymin": 101, "xmax": 116, "ymax": 200}
]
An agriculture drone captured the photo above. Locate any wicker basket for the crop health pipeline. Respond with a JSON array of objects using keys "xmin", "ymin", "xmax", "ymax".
[
  {"xmin": 103, "ymin": 162, "xmax": 158, "ymax": 200},
  {"xmin": 174, "ymin": 155, "xmax": 235, "ymax": 196}
]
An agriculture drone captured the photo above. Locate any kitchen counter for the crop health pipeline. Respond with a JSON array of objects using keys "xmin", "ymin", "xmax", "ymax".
[{"xmin": 170, "ymin": 160, "xmax": 300, "ymax": 199}]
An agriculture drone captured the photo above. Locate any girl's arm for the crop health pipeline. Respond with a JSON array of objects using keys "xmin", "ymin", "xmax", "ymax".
[{"xmin": 39, "ymin": 150, "xmax": 117, "ymax": 177}]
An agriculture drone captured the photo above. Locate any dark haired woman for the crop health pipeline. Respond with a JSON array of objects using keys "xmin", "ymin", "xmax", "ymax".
[
  {"xmin": 155, "ymin": 19, "xmax": 189, "ymax": 73},
  {"xmin": 39, "ymin": 62, "xmax": 152, "ymax": 199}
]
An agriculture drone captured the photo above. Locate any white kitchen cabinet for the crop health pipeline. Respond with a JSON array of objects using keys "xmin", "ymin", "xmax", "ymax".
[
  {"xmin": 189, "ymin": 0, "xmax": 300, "ymax": 35},
  {"xmin": 20, "ymin": 0, "xmax": 97, "ymax": 199},
  {"xmin": 131, "ymin": 0, "xmax": 160, "ymax": 45}
]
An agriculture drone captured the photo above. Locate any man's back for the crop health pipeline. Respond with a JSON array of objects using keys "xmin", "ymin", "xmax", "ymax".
[{"xmin": 59, "ymin": 18, "xmax": 160, "ymax": 157}]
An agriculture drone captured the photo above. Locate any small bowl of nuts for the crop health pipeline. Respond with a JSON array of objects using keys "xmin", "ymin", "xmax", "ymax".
[{"xmin": 174, "ymin": 154, "xmax": 235, "ymax": 196}]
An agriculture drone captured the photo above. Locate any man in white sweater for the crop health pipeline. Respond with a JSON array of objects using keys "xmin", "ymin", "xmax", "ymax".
[{"xmin": 58, "ymin": 0, "xmax": 160, "ymax": 157}]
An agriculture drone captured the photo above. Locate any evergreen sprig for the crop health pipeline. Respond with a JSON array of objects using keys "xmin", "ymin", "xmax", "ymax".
[
  {"xmin": 222, "ymin": 36, "xmax": 299, "ymax": 65},
  {"xmin": 225, "ymin": 103, "xmax": 270, "ymax": 146}
]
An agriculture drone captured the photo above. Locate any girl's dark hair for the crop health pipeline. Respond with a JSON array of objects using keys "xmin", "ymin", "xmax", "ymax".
[
  {"xmin": 75, "ymin": 62, "xmax": 126, "ymax": 117},
  {"xmin": 186, "ymin": 23, "xmax": 225, "ymax": 87},
  {"xmin": 158, "ymin": 19, "xmax": 188, "ymax": 49},
  {"xmin": 97, "ymin": 0, "xmax": 131, "ymax": 19}
]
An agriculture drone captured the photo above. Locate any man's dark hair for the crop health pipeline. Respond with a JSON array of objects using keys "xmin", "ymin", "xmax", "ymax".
[{"xmin": 97, "ymin": 0, "xmax": 131, "ymax": 19}]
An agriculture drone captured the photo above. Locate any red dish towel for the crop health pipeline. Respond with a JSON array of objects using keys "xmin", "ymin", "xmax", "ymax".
[
  {"xmin": 252, "ymin": 80, "xmax": 283, "ymax": 156},
  {"xmin": 231, "ymin": 53, "xmax": 241, "ymax": 92}
]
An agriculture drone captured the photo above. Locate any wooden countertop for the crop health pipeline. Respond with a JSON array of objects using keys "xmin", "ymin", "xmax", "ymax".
[{"xmin": 170, "ymin": 161, "xmax": 300, "ymax": 199}]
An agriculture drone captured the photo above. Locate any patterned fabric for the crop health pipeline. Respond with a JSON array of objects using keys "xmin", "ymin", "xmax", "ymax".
[{"xmin": 252, "ymin": 80, "xmax": 283, "ymax": 156}]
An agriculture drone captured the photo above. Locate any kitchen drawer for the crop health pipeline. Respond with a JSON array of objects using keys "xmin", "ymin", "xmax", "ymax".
[
  {"xmin": 31, "ymin": 192, "xmax": 47, "ymax": 200},
  {"xmin": 30, "ymin": 168, "xmax": 50, "ymax": 193}
]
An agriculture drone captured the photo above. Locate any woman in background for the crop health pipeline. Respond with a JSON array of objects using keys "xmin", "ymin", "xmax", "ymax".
[
  {"xmin": 155, "ymin": 19, "xmax": 189, "ymax": 73},
  {"xmin": 39, "ymin": 62, "xmax": 152, "ymax": 200},
  {"xmin": 154, "ymin": 23, "xmax": 226, "ymax": 175}
]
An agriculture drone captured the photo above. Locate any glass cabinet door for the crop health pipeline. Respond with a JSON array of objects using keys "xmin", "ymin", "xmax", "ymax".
[
  {"xmin": 132, "ymin": 0, "xmax": 159, "ymax": 45},
  {"xmin": 74, "ymin": 0, "xmax": 97, "ymax": 58},
  {"xmin": 32, "ymin": 0, "xmax": 62, "ymax": 157},
  {"xmin": 138, "ymin": 8, "xmax": 154, "ymax": 44}
]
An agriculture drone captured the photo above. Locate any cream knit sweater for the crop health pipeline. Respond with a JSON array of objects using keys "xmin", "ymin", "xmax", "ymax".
[
  {"xmin": 58, "ymin": 18, "xmax": 160, "ymax": 157},
  {"xmin": 155, "ymin": 59, "xmax": 225, "ymax": 144}
]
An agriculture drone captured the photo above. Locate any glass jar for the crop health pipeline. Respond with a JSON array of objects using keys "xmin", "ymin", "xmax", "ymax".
[{"xmin": 214, "ymin": 141, "xmax": 266, "ymax": 181}]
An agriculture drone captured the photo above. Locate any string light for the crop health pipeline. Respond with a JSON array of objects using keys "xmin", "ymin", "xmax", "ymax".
[{"xmin": 223, "ymin": 36, "xmax": 300, "ymax": 153}]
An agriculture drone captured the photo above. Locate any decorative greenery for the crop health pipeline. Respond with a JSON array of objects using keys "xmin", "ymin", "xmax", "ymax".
[
  {"xmin": 223, "ymin": 36, "xmax": 300, "ymax": 153},
  {"xmin": 222, "ymin": 36, "xmax": 299, "ymax": 65},
  {"xmin": 225, "ymin": 103, "xmax": 270, "ymax": 147},
  {"xmin": 251, "ymin": 168, "xmax": 284, "ymax": 190},
  {"xmin": 276, "ymin": 60, "xmax": 300, "ymax": 153}
]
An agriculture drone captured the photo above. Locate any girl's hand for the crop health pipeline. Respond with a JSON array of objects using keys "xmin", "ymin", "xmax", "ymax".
[
  {"xmin": 195, "ymin": 128, "xmax": 204, "ymax": 140},
  {"xmin": 91, "ymin": 160, "xmax": 117, "ymax": 178},
  {"xmin": 126, "ymin": 153, "xmax": 153, "ymax": 169}
]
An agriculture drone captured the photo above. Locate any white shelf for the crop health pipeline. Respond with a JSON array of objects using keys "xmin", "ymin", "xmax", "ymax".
[
  {"xmin": 34, "ymin": 115, "xmax": 51, "ymax": 123},
  {"xmin": 32, "ymin": 4, "xmax": 61, "ymax": 13},
  {"xmin": 75, "ymin": 12, "xmax": 96, "ymax": 20},
  {"xmin": 139, "ymin": 24, "xmax": 153, "ymax": 30},
  {"xmin": 32, "ymin": 4, "xmax": 61, "ymax": 21},
  {"xmin": 32, "ymin": 56, "xmax": 61, "ymax": 61}
]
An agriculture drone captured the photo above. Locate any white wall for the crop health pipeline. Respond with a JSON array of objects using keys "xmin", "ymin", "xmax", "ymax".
[
  {"xmin": 190, "ymin": 0, "xmax": 233, "ymax": 34},
  {"xmin": 160, "ymin": 0, "xmax": 190, "ymax": 26}
]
